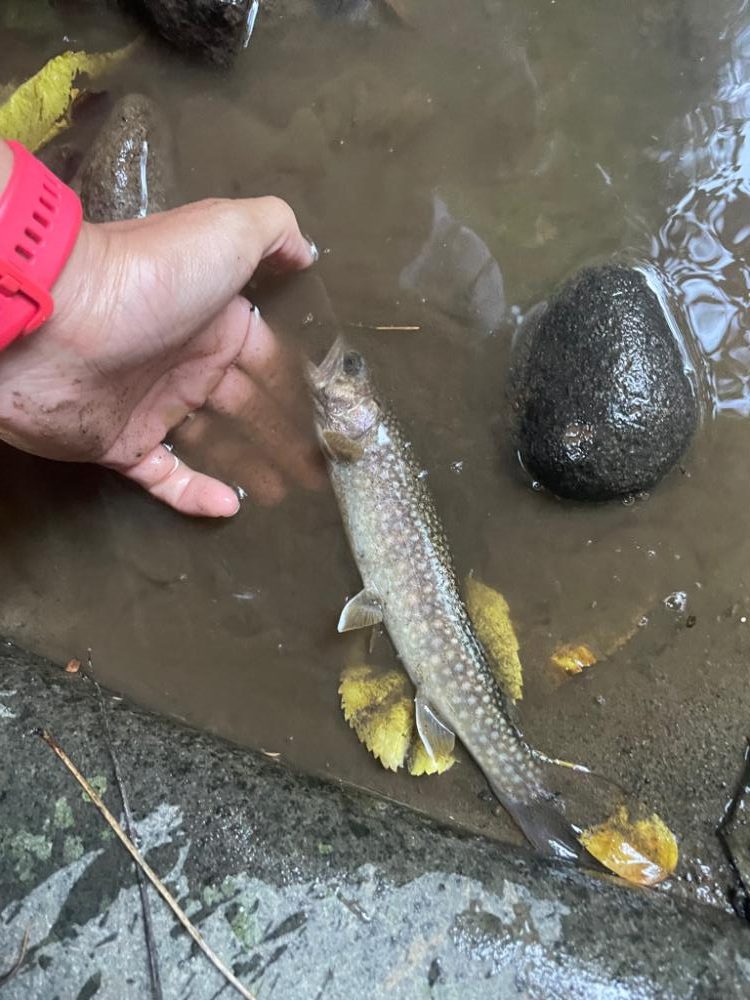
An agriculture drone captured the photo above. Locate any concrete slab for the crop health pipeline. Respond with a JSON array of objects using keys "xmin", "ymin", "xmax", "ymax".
[{"xmin": 2, "ymin": 642, "xmax": 750, "ymax": 999}]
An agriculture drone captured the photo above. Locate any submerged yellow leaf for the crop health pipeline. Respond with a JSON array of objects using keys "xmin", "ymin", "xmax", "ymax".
[
  {"xmin": 551, "ymin": 642, "xmax": 598, "ymax": 675},
  {"xmin": 0, "ymin": 42, "xmax": 135, "ymax": 152},
  {"xmin": 339, "ymin": 663, "xmax": 456, "ymax": 775},
  {"xmin": 408, "ymin": 738, "xmax": 456, "ymax": 776},
  {"xmin": 339, "ymin": 664, "xmax": 413, "ymax": 772},
  {"xmin": 579, "ymin": 805, "xmax": 678, "ymax": 886},
  {"xmin": 465, "ymin": 576, "xmax": 523, "ymax": 701}
]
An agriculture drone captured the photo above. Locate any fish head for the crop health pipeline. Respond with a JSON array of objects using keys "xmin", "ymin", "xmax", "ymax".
[{"xmin": 306, "ymin": 337, "xmax": 382, "ymax": 453}]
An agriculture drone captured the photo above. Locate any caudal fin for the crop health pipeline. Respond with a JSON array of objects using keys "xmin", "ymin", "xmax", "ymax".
[
  {"xmin": 490, "ymin": 754, "xmax": 679, "ymax": 886},
  {"xmin": 501, "ymin": 793, "xmax": 590, "ymax": 865}
]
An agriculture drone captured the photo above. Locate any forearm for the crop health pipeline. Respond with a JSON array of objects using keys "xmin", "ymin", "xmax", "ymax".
[{"xmin": 0, "ymin": 141, "xmax": 13, "ymax": 195}]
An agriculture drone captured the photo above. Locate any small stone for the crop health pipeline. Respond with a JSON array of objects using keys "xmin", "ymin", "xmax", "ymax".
[
  {"xmin": 427, "ymin": 957, "xmax": 441, "ymax": 987},
  {"xmin": 508, "ymin": 265, "xmax": 698, "ymax": 500},
  {"xmin": 79, "ymin": 94, "xmax": 174, "ymax": 222}
]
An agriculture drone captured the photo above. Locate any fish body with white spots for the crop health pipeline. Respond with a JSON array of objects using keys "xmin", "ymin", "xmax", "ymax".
[{"xmin": 307, "ymin": 338, "xmax": 584, "ymax": 861}]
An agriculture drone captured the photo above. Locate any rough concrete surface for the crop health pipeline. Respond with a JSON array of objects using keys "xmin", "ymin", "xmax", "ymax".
[{"xmin": 1, "ymin": 642, "xmax": 750, "ymax": 999}]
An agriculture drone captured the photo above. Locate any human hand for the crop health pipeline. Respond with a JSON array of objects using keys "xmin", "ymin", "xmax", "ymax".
[{"xmin": 0, "ymin": 194, "xmax": 324, "ymax": 515}]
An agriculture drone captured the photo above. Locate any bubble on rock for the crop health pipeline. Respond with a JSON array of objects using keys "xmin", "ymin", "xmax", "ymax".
[{"xmin": 664, "ymin": 591, "xmax": 688, "ymax": 613}]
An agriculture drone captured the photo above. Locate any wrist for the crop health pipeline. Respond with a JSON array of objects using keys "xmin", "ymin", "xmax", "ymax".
[{"xmin": 40, "ymin": 219, "xmax": 101, "ymax": 349}]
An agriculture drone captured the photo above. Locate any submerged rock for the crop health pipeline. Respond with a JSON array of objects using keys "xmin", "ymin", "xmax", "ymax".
[
  {"xmin": 132, "ymin": 0, "xmax": 257, "ymax": 66},
  {"xmin": 79, "ymin": 93, "xmax": 174, "ymax": 222},
  {"xmin": 508, "ymin": 265, "xmax": 697, "ymax": 500},
  {"xmin": 400, "ymin": 194, "xmax": 505, "ymax": 331}
]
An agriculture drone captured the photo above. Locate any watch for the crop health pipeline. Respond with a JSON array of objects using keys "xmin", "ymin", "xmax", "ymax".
[{"xmin": 0, "ymin": 141, "xmax": 82, "ymax": 351}]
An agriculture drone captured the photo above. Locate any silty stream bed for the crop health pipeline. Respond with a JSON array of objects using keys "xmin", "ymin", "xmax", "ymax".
[{"xmin": 3, "ymin": 0, "xmax": 750, "ymax": 914}]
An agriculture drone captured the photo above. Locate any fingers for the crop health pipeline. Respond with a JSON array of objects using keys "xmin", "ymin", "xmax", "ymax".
[
  {"xmin": 117, "ymin": 444, "xmax": 241, "ymax": 518},
  {"xmin": 174, "ymin": 413, "xmax": 290, "ymax": 507},
  {"xmin": 202, "ymin": 365, "xmax": 325, "ymax": 491},
  {"xmin": 240, "ymin": 195, "xmax": 318, "ymax": 273},
  {"xmin": 171, "ymin": 305, "xmax": 326, "ymax": 497}
]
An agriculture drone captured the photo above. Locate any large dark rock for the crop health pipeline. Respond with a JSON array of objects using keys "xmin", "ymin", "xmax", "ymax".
[
  {"xmin": 132, "ymin": 0, "xmax": 257, "ymax": 66},
  {"xmin": 508, "ymin": 264, "xmax": 698, "ymax": 500},
  {"xmin": 79, "ymin": 93, "xmax": 174, "ymax": 222}
]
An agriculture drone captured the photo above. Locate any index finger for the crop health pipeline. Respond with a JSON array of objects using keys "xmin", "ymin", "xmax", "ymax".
[
  {"xmin": 105, "ymin": 195, "xmax": 317, "ymax": 339},
  {"xmin": 242, "ymin": 195, "xmax": 319, "ymax": 273}
]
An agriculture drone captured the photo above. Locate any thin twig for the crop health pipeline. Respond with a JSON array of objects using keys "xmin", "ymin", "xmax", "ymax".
[
  {"xmin": 0, "ymin": 927, "xmax": 30, "ymax": 986},
  {"xmin": 345, "ymin": 322, "xmax": 421, "ymax": 332},
  {"xmin": 87, "ymin": 649, "xmax": 163, "ymax": 1000},
  {"xmin": 38, "ymin": 729, "xmax": 257, "ymax": 1000}
]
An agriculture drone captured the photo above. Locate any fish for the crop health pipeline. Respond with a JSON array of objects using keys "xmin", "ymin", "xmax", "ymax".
[{"xmin": 307, "ymin": 336, "xmax": 593, "ymax": 862}]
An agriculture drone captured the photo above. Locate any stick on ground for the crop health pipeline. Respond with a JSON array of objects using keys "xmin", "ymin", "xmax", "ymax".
[
  {"xmin": 0, "ymin": 928, "xmax": 30, "ymax": 986},
  {"xmin": 87, "ymin": 651, "xmax": 163, "ymax": 1000},
  {"xmin": 38, "ymin": 729, "xmax": 257, "ymax": 1000}
]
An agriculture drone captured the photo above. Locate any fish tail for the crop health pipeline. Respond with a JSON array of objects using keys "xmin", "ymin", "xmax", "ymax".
[
  {"xmin": 489, "ymin": 783, "xmax": 586, "ymax": 864},
  {"xmin": 490, "ymin": 754, "xmax": 679, "ymax": 885}
]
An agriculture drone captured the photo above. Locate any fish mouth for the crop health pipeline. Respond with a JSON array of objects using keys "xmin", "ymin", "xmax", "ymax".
[{"xmin": 305, "ymin": 335, "xmax": 349, "ymax": 394}]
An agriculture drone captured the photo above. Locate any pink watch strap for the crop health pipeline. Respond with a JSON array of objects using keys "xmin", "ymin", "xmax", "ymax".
[{"xmin": 0, "ymin": 141, "xmax": 83, "ymax": 350}]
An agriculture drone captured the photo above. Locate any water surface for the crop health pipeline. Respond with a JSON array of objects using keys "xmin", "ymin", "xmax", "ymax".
[{"xmin": 3, "ymin": 0, "xmax": 750, "ymax": 909}]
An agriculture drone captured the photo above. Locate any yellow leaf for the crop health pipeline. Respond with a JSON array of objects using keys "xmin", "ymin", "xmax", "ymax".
[
  {"xmin": 465, "ymin": 576, "xmax": 523, "ymax": 701},
  {"xmin": 0, "ymin": 42, "xmax": 136, "ymax": 152},
  {"xmin": 579, "ymin": 805, "xmax": 678, "ymax": 886},
  {"xmin": 408, "ymin": 738, "xmax": 456, "ymax": 776},
  {"xmin": 339, "ymin": 664, "xmax": 414, "ymax": 772},
  {"xmin": 550, "ymin": 642, "xmax": 598, "ymax": 675}
]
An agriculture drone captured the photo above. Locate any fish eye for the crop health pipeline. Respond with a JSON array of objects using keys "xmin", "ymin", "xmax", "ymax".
[{"xmin": 343, "ymin": 351, "xmax": 364, "ymax": 376}]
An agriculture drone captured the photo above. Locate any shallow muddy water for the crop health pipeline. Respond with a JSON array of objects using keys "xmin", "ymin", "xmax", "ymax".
[{"xmin": 4, "ymin": 0, "xmax": 750, "ymax": 909}]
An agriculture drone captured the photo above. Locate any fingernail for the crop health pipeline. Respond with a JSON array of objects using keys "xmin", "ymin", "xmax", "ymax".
[
  {"xmin": 223, "ymin": 485, "xmax": 245, "ymax": 517},
  {"xmin": 251, "ymin": 303, "xmax": 261, "ymax": 319},
  {"xmin": 305, "ymin": 236, "xmax": 319, "ymax": 263}
]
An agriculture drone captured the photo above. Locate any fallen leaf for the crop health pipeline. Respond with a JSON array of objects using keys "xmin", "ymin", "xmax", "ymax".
[
  {"xmin": 0, "ymin": 41, "xmax": 136, "ymax": 152},
  {"xmin": 579, "ymin": 805, "xmax": 679, "ymax": 886},
  {"xmin": 408, "ymin": 739, "xmax": 455, "ymax": 776},
  {"xmin": 550, "ymin": 642, "xmax": 598, "ymax": 675},
  {"xmin": 465, "ymin": 576, "xmax": 523, "ymax": 701},
  {"xmin": 339, "ymin": 663, "xmax": 456, "ymax": 775},
  {"xmin": 339, "ymin": 664, "xmax": 414, "ymax": 772}
]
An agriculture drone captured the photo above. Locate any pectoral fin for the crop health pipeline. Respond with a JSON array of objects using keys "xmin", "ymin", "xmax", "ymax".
[
  {"xmin": 321, "ymin": 430, "xmax": 364, "ymax": 462},
  {"xmin": 415, "ymin": 692, "xmax": 455, "ymax": 762},
  {"xmin": 338, "ymin": 590, "xmax": 384, "ymax": 633}
]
